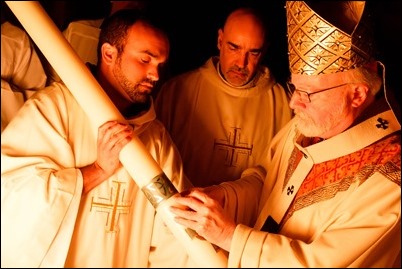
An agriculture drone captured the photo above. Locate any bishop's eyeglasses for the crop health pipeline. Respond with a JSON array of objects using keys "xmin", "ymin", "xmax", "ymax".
[{"xmin": 286, "ymin": 81, "xmax": 353, "ymax": 103}]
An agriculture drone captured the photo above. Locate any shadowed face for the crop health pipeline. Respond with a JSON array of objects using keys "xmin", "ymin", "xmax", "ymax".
[
  {"xmin": 288, "ymin": 71, "xmax": 366, "ymax": 139},
  {"xmin": 217, "ymin": 10, "xmax": 266, "ymax": 87},
  {"xmin": 109, "ymin": 20, "xmax": 169, "ymax": 104}
]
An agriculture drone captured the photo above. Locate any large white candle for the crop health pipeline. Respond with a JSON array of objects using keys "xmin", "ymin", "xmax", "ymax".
[{"xmin": 5, "ymin": 1, "xmax": 227, "ymax": 267}]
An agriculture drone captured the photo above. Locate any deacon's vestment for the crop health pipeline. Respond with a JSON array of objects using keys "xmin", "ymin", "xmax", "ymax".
[
  {"xmin": 47, "ymin": 19, "xmax": 103, "ymax": 83},
  {"xmin": 155, "ymin": 56, "xmax": 292, "ymax": 187},
  {"xmin": 220, "ymin": 98, "xmax": 401, "ymax": 267},
  {"xmin": 62, "ymin": 19, "xmax": 102, "ymax": 65},
  {"xmin": 1, "ymin": 82, "xmax": 197, "ymax": 267},
  {"xmin": 1, "ymin": 21, "xmax": 47, "ymax": 132}
]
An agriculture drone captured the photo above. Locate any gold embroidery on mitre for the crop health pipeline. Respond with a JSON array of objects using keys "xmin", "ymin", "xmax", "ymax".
[{"xmin": 286, "ymin": 1, "xmax": 375, "ymax": 75}]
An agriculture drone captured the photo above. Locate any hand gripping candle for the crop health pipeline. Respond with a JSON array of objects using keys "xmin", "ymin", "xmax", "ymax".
[{"xmin": 5, "ymin": 1, "xmax": 227, "ymax": 267}]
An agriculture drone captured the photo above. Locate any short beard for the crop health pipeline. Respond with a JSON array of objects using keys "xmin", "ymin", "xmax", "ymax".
[
  {"xmin": 113, "ymin": 57, "xmax": 150, "ymax": 104},
  {"xmin": 295, "ymin": 97, "xmax": 347, "ymax": 137}
]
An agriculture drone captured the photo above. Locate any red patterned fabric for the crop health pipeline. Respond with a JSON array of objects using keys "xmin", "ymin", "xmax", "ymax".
[{"xmin": 282, "ymin": 132, "xmax": 401, "ymax": 224}]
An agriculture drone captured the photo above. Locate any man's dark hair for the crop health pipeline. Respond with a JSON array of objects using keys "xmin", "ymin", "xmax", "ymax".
[{"xmin": 97, "ymin": 9, "xmax": 151, "ymax": 59}]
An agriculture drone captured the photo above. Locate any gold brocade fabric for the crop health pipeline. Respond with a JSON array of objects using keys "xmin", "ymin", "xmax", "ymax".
[{"xmin": 286, "ymin": 1, "xmax": 375, "ymax": 75}]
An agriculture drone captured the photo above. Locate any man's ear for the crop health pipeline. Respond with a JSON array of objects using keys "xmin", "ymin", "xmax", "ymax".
[
  {"xmin": 100, "ymin": 43, "xmax": 117, "ymax": 65},
  {"xmin": 217, "ymin": 28, "xmax": 223, "ymax": 51},
  {"xmin": 351, "ymin": 83, "xmax": 369, "ymax": 107}
]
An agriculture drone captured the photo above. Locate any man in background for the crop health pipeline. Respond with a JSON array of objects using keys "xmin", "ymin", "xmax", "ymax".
[{"xmin": 155, "ymin": 7, "xmax": 292, "ymax": 188}]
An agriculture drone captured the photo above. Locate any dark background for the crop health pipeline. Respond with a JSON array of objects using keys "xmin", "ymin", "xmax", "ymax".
[{"xmin": 3, "ymin": 1, "xmax": 401, "ymax": 103}]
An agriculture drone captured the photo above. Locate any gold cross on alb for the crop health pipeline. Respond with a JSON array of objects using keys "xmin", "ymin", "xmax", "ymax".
[{"xmin": 90, "ymin": 180, "xmax": 132, "ymax": 232}]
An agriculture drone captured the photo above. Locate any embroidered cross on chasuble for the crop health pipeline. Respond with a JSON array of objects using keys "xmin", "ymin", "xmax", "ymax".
[
  {"xmin": 261, "ymin": 133, "xmax": 400, "ymax": 233},
  {"xmin": 90, "ymin": 180, "xmax": 132, "ymax": 232},
  {"xmin": 214, "ymin": 127, "xmax": 253, "ymax": 167}
]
